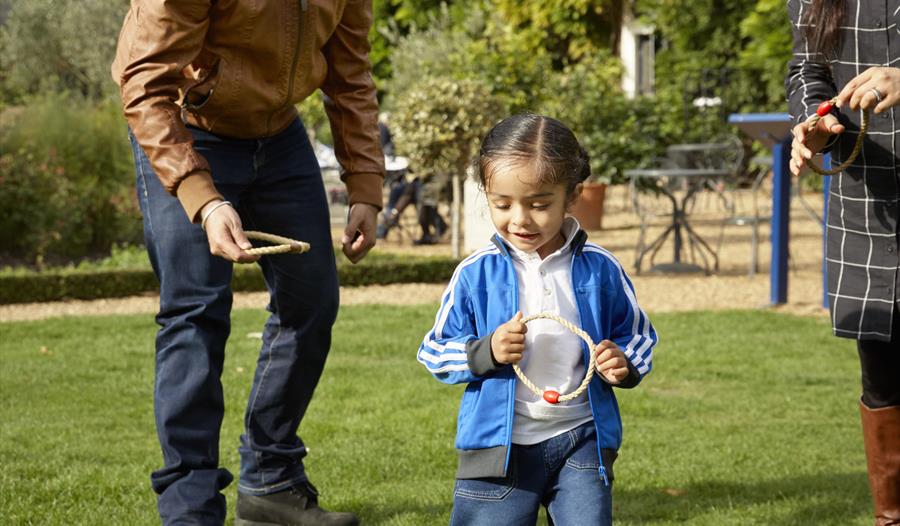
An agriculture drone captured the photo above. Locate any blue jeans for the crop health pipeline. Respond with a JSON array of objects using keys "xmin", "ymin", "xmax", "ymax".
[
  {"xmin": 450, "ymin": 422, "xmax": 612, "ymax": 526},
  {"xmin": 130, "ymin": 119, "xmax": 339, "ymax": 525}
]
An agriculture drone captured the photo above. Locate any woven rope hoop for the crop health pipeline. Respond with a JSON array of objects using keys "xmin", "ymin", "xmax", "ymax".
[
  {"xmin": 243, "ymin": 231, "xmax": 310, "ymax": 256},
  {"xmin": 804, "ymin": 97, "xmax": 869, "ymax": 176},
  {"xmin": 512, "ymin": 312, "xmax": 598, "ymax": 404}
]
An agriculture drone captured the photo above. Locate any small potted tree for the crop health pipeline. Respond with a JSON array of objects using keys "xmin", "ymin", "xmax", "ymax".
[{"xmin": 391, "ymin": 78, "xmax": 506, "ymax": 257}]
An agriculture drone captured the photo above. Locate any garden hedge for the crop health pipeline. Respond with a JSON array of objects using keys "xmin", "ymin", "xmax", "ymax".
[{"xmin": 0, "ymin": 256, "xmax": 460, "ymax": 304}]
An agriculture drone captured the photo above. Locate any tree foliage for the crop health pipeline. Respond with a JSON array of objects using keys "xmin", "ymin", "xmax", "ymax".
[
  {"xmin": 385, "ymin": 5, "xmax": 554, "ymax": 115},
  {"xmin": 391, "ymin": 78, "xmax": 505, "ymax": 180},
  {"xmin": 738, "ymin": 0, "xmax": 794, "ymax": 109},
  {"xmin": 634, "ymin": 0, "xmax": 790, "ymax": 145},
  {"xmin": 0, "ymin": 0, "xmax": 798, "ymax": 266},
  {"xmin": 494, "ymin": 0, "xmax": 625, "ymax": 60},
  {"xmin": 0, "ymin": 0, "xmax": 129, "ymax": 104},
  {"xmin": 0, "ymin": 93, "xmax": 141, "ymax": 264},
  {"xmin": 541, "ymin": 53, "xmax": 664, "ymax": 183},
  {"xmin": 370, "ymin": 0, "xmax": 453, "ymax": 85}
]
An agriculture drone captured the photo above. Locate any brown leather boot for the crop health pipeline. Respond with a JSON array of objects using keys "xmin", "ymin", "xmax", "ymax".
[{"xmin": 860, "ymin": 401, "xmax": 900, "ymax": 526}]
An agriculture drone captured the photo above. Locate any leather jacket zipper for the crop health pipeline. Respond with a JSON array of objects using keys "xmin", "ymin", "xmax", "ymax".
[{"xmin": 267, "ymin": 0, "xmax": 307, "ymax": 134}]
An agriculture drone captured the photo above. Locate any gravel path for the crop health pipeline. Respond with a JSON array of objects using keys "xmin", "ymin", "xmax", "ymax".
[
  {"xmin": 0, "ymin": 284, "xmax": 449, "ymax": 323},
  {"xmin": 0, "ymin": 270, "xmax": 826, "ymax": 323}
]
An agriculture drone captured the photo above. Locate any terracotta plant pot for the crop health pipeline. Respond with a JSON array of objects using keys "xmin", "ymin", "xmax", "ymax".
[{"xmin": 570, "ymin": 182, "xmax": 607, "ymax": 231}]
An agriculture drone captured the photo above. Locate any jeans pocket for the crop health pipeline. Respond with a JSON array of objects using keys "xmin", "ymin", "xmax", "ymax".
[
  {"xmin": 564, "ymin": 456, "xmax": 601, "ymax": 471},
  {"xmin": 454, "ymin": 468, "xmax": 517, "ymax": 501},
  {"xmin": 564, "ymin": 423, "xmax": 602, "ymax": 471}
]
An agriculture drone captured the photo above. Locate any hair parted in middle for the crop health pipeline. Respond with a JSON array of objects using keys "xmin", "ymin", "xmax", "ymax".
[{"xmin": 474, "ymin": 113, "xmax": 591, "ymax": 199}]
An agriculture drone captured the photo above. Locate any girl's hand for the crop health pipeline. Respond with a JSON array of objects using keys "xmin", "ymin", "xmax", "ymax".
[
  {"xmin": 790, "ymin": 115, "xmax": 844, "ymax": 176},
  {"xmin": 594, "ymin": 340, "xmax": 629, "ymax": 384},
  {"xmin": 491, "ymin": 311, "xmax": 527, "ymax": 365},
  {"xmin": 837, "ymin": 66, "xmax": 900, "ymax": 114}
]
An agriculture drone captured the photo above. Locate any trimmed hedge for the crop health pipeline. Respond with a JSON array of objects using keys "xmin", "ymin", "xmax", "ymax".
[{"xmin": 0, "ymin": 257, "xmax": 460, "ymax": 304}]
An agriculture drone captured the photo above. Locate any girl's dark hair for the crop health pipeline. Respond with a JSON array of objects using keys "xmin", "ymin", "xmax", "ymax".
[
  {"xmin": 475, "ymin": 113, "xmax": 590, "ymax": 199},
  {"xmin": 802, "ymin": 0, "xmax": 846, "ymax": 59}
]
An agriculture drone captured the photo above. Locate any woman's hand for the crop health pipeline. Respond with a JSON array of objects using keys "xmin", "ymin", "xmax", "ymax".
[
  {"xmin": 594, "ymin": 340, "xmax": 629, "ymax": 385},
  {"xmin": 491, "ymin": 311, "xmax": 527, "ymax": 365},
  {"xmin": 837, "ymin": 66, "xmax": 900, "ymax": 113},
  {"xmin": 790, "ymin": 113, "xmax": 844, "ymax": 176}
]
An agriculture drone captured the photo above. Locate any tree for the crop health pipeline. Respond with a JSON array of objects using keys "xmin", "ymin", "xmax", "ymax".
[
  {"xmin": 541, "ymin": 52, "xmax": 664, "ymax": 183},
  {"xmin": 0, "ymin": 0, "xmax": 129, "ymax": 103},
  {"xmin": 738, "ymin": 0, "xmax": 793, "ymax": 110},
  {"xmin": 634, "ymin": 0, "xmax": 786, "ymax": 145},
  {"xmin": 391, "ymin": 78, "xmax": 505, "ymax": 257},
  {"xmin": 370, "ymin": 0, "xmax": 457, "ymax": 86},
  {"xmin": 385, "ymin": 4, "xmax": 554, "ymax": 114},
  {"xmin": 493, "ymin": 0, "xmax": 626, "ymax": 60}
]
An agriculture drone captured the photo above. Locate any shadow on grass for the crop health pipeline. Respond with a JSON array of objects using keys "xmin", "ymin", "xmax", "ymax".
[{"xmin": 617, "ymin": 471, "xmax": 870, "ymax": 525}]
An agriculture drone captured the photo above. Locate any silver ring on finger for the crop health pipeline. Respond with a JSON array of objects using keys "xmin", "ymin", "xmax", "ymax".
[{"xmin": 870, "ymin": 87, "xmax": 884, "ymax": 104}]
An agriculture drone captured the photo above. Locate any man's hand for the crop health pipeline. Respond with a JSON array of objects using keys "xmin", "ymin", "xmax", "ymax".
[
  {"xmin": 201, "ymin": 200, "xmax": 259, "ymax": 263},
  {"xmin": 342, "ymin": 203, "xmax": 379, "ymax": 264},
  {"xmin": 491, "ymin": 311, "xmax": 527, "ymax": 365},
  {"xmin": 790, "ymin": 114, "xmax": 844, "ymax": 176},
  {"xmin": 594, "ymin": 340, "xmax": 629, "ymax": 385}
]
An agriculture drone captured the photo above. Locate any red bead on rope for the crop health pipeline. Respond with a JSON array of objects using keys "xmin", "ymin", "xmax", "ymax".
[
  {"xmin": 543, "ymin": 390, "xmax": 560, "ymax": 404},
  {"xmin": 816, "ymin": 100, "xmax": 834, "ymax": 117}
]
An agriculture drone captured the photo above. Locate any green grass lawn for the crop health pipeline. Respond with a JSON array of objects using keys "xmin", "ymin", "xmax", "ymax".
[{"xmin": 0, "ymin": 307, "xmax": 870, "ymax": 525}]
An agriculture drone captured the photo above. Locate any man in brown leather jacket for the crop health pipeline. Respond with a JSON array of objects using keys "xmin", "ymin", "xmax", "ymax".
[{"xmin": 112, "ymin": 1, "xmax": 383, "ymax": 524}]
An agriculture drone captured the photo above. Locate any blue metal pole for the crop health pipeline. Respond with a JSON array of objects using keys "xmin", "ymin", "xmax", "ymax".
[
  {"xmin": 770, "ymin": 138, "xmax": 792, "ymax": 305},
  {"xmin": 822, "ymin": 154, "xmax": 831, "ymax": 309}
]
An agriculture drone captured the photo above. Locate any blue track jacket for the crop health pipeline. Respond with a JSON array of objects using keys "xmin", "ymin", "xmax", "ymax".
[{"xmin": 417, "ymin": 232, "xmax": 657, "ymax": 481}]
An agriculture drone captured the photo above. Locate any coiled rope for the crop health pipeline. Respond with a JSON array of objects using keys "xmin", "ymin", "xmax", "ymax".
[
  {"xmin": 804, "ymin": 98, "xmax": 869, "ymax": 176},
  {"xmin": 512, "ymin": 313, "xmax": 598, "ymax": 404}
]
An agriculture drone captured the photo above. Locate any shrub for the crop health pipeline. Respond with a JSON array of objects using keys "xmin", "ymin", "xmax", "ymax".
[
  {"xmin": 391, "ymin": 78, "xmax": 505, "ymax": 181},
  {"xmin": 0, "ymin": 0, "xmax": 128, "ymax": 103},
  {"xmin": 385, "ymin": 5, "xmax": 553, "ymax": 115},
  {"xmin": 541, "ymin": 53, "xmax": 666, "ymax": 184},
  {"xmin": 0, "ymin": 92, "xmax": 141, "ymax": 265},
  {"xmin": 0, "ymin": 256, "xmax": 461, "ymax": 304}
]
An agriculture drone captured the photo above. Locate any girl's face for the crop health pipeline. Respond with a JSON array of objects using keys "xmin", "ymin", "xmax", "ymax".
[{"xmin": 485, "ymin": 161, "xmax": 581, "ymax": 259}]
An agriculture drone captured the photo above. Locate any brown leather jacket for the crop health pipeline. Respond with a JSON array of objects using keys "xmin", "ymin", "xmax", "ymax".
[{"xmin": 111, "ymin": 0, "xmax": 384, "ymax": 222}]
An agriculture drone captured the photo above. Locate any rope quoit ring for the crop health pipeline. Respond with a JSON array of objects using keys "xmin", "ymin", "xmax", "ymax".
[
  {"xmin": 512, "ymin": 313, "xmax": 598, "ymax": 404},
  {"xmin": 243, "ymin": 231, "xmax": 310, "ymax": 256},
  {"xmin": 804, "ymin": 97, "xmax": 869, "ymax": 176}
]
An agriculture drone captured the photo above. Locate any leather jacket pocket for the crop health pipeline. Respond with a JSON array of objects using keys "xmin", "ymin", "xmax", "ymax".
[{"xmin": 182, "ymin": 59, "xmax": 222, "ymax": 112}]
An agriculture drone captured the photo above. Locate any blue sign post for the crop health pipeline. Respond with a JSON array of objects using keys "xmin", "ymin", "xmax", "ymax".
[
  {"xmin": 769, "ymin": 137, "xmax": 792, "ymax": 304},
  {"xmin": 728, "ymin": 113, "xmax": 794, "ymax": 305}
]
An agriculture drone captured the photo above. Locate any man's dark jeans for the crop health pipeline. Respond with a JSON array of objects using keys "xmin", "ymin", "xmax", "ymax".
[{"xmin": 130, "ymin": 118, "xmax": 339, "ymax": 525}]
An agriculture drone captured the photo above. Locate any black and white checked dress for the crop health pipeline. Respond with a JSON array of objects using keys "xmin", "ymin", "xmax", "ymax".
[{"xmin": 787, "ymin": 0, "xmax": 900, "ymax": 342}]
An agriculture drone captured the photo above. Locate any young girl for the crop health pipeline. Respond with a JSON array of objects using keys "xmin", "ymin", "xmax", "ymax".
[{"xmin": 417, "ymin": 113, "xmax": 657, "ymax": 525}]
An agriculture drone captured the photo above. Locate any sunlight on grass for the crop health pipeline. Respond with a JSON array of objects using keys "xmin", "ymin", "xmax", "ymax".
[{"xmin": 0, "ymin": 307, "xmax": 869, "ymax": 525}]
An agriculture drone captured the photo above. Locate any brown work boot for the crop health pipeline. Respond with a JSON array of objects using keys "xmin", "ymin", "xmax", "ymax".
[
  {"xmin": 860, "ymin": 401, "xmax": 900, "ymax": 526},
  {"xmin": 235, "ymin": 480, "xmax": 358, "ymax": 526}
]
